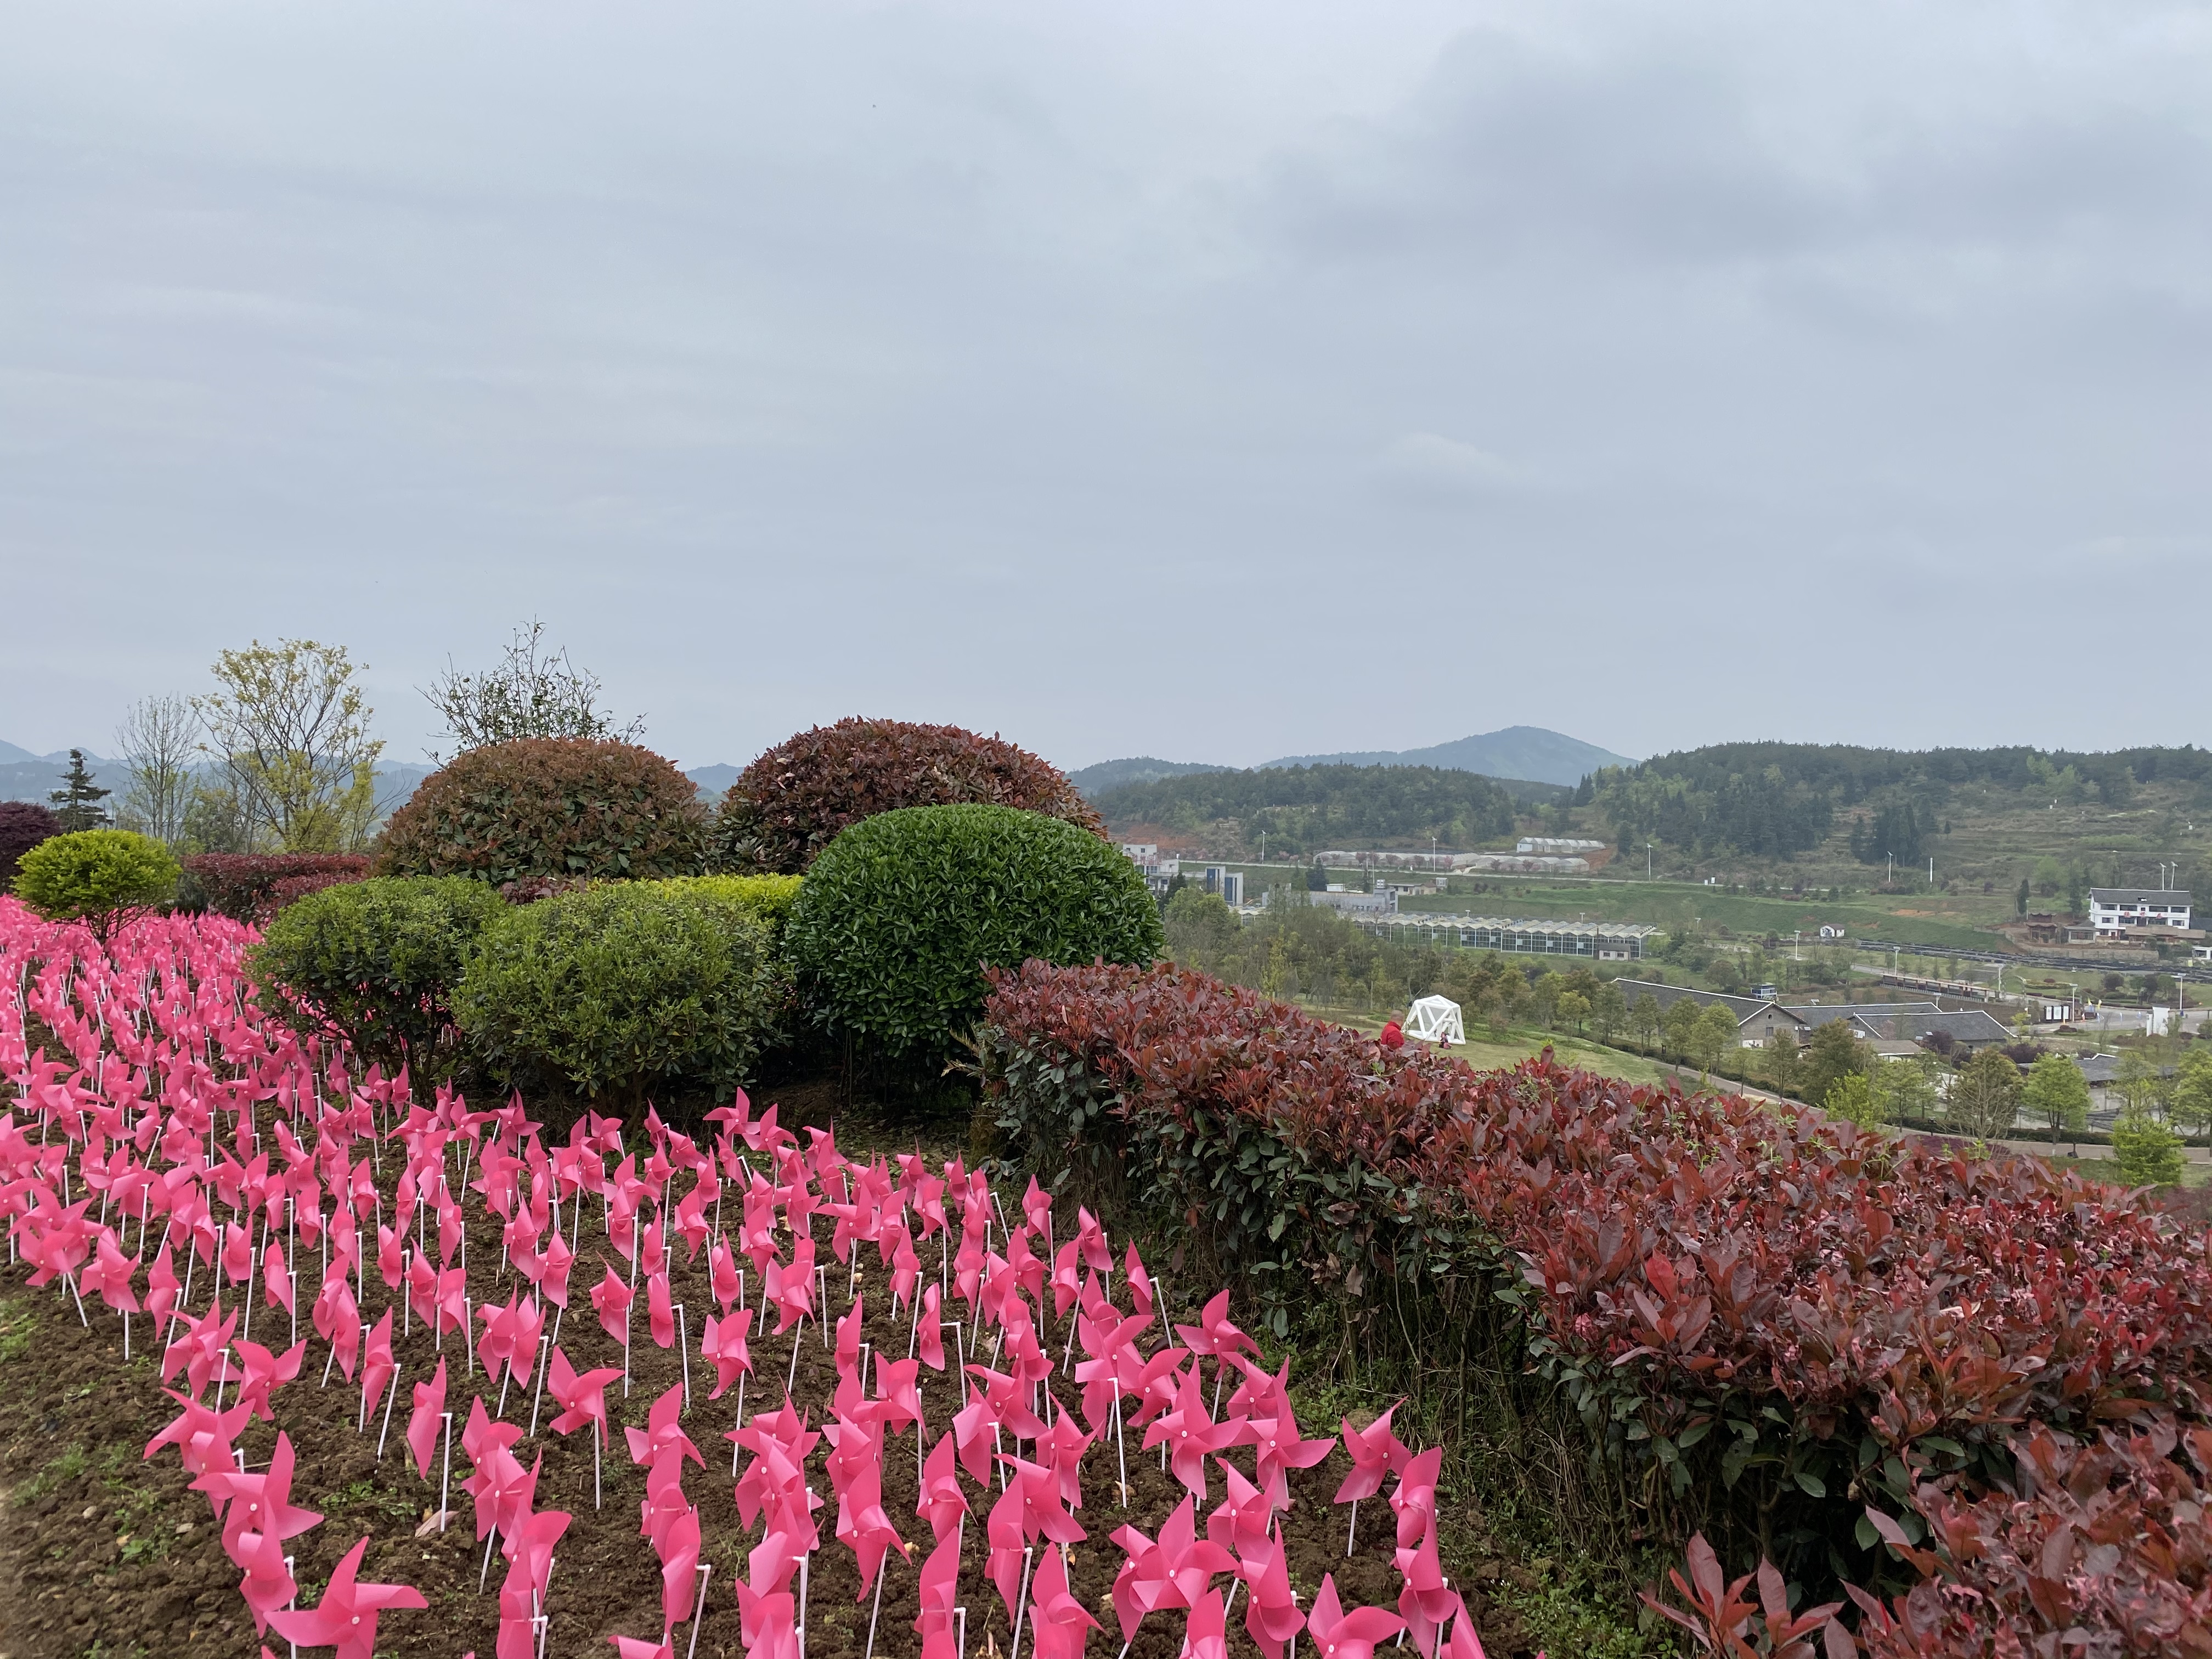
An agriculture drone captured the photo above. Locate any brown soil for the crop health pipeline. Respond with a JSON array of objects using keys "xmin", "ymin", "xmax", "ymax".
[{"xmin": 0, "ymin": 1086, "xmax": 1542, "ymax": 1658}]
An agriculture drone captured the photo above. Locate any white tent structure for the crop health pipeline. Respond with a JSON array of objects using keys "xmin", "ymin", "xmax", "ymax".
[{"xmin": 1403, "ymin": 994, "xmax": 1464, "ymax": 1047}]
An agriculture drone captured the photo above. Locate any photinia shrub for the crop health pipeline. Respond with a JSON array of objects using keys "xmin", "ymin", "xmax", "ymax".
[
  {"xmin": 708, "ymin": 716, "xmax": 1107, "ymax": 874},
  {"xmin": 0, "ymin": 800, "xmax": 62, "ymax": 889},
  {"xmin": 375, "ymin": 737, "xmax": 704, "ymax": 887},
  {"xmin": 182, "ymin": 853, "xmax": 372, "ymax": 921},
  {"xmin": 978, "ymin": 958, "xmax": 2212, "ymax": 1597},
  {"xmin": 788, "ymin": 805, "xmax": 1160, "ymax": 1063}
]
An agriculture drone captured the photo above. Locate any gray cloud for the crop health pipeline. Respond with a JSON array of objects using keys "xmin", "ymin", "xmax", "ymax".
[{"xmin": 1, "ymin": 1, "xmax": 2207, "ymax": 770}]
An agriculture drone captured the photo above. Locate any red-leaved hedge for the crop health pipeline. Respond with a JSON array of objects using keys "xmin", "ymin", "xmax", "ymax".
[
  {"xmin": 710, "ymin": 717, "xmax": 1108, "ymax": 874},
  {"xmin": 979, "ymin": 958, "xmax": 2212, "ymax": 1608},
  {"xmin": 182, "ymin": 853, "xmax": 371, "ymax": 921}
]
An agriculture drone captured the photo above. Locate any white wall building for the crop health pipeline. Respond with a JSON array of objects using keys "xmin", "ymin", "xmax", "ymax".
[{"xmin": 2087, "ymin": 888, "xmax": 2193, "ymax": 937}]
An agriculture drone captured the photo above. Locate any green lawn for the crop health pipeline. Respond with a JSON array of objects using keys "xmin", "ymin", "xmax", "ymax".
[{"xmin": 1316, "ymin": 1007, "xmax": 1685, "ymax": 1089}]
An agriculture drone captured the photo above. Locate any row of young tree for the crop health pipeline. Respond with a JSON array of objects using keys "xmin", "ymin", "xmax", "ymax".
[{"xmin": 26, "ymin": 623, "xmax": 635, "ymax": 857}]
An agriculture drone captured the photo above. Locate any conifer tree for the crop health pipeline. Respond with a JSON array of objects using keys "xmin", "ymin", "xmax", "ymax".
[{"xmin": 47, "ymin": 749, "xmax": 112, "ymax": 831}]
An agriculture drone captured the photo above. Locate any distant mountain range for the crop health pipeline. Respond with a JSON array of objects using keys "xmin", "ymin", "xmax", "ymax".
[{"xmin": 1070, "ymin": 727, "xmax": 1634, "ymax": 794}]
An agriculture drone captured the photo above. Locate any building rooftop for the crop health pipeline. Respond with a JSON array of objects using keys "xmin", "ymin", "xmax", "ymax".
[{"xmin": 2088, "ymin": 888, "xmax": 2194, "ymax": 905}]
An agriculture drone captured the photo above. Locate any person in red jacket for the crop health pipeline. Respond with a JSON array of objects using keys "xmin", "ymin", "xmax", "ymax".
[{"xmin": 1379, "ymin": 1019, "xmax": 1405, "ymax": 1051}]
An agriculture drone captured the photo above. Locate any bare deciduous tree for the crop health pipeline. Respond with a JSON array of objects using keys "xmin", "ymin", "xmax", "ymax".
[
  {"xmin": 421, "ymin": 620, "xmax": 642, "ymax": 761},
  {"xmin": 114, "ymin": 694, "xmax": 198, "ymax": 845}
]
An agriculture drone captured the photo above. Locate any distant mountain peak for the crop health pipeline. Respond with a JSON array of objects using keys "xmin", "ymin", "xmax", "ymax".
[
  {"xmin": 1260, "ymin": 726, "xmax": 1633, "ymax": 788},
  {"xmin": 1067, "ymin": 757, "xmax": 1232, "ymax": 796}
]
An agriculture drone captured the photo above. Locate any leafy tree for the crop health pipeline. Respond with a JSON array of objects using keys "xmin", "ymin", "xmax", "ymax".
[
  {"xmin": 1949, "ymin": 1048, "xmax": 2022, "ymax": 1140},
  {"xmin": 47, "ymin": 749, "xmax": 111, "ymax": 831},
  {"xmin": 1662, "ymin": 996, "xmax": 1702, "ymax": 1059},
  {"xmin": 2021, "ymin": 1053, "xmax": 2090, "ymax": 1139},
  {"xmin": 2114, "ymin": 1049, "xmax": 2166, "ymax": 1120},
  {"xmin": 2172, "ymin": 1048, "xmax": 2212, "ymax": 1144},
  {"xmin": 1689, "ymin": 1001, "xmax": 1739, "ymax": 1080},
  {"xmin": 2111, "ymin": 1107, "xmax": 2185, "ymax": 1187},
  {"xmin": 2015, "ymin": 877, "xmax": 2030, "ymax": 916},
  {"xmin": 12, "ymin": 830, "xmax": 179, "ymax": 943},
  {"xmin": 114, "ymin": 696, "xmax": 198, "ymax": 845},
  {"xmin": 1824, "ymin": 1071, "xmax": 1882, "ymax": 1128},
  {"xmin": 1871, "ymin": 1053, "xmax": 1941, "ymax": 1124},
  {"xmin": 1759, "ymin": 1034, "xmax": 1802, "ymax": 1097},
  {"xmin": 1531, "ymin": 971, "xmax": 1566, "ymax": 1028},
  {"xmin": 421, "ymin": 619, "xmax": 642, "ymax": 761},
  {"xmin": 1628, "ymin": 992, "xmax": 1662, "ymax": 1053},
  {"xmin": 1554, "ymin": 990, "xmax": 1591, "ymax": 1034},
  {"xmin": 196, "ymin": 640, "xmax": 383, "ymax": 852},
  {"xmin": 1799, "ymin": 1022, "xmax": 1871, "ymax": 1113},
  {"xmin": 1305, "ymin": 860, "xmax": 1327, "ymax": 891},
  {"xmin": 1590, "ymin": 981, "xmax": 1627, "ymax": 1045}
]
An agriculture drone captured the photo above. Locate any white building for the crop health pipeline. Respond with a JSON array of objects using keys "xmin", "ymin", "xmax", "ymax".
[{"xmin": 2087, "ymin": 888, "xmax": 2193, "ymax": 938}]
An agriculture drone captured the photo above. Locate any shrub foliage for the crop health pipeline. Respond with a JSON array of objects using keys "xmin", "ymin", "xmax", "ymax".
[
  {"xmin": 376, "ymin": 737, "xmax": 704, "ymax": 885},
  {"xmin": 789, "ymin": 805, "xmax": 1159, "ymax": 1063},
  {"xmin": 0, "ymin": 801, "xmax": 62, "ymax": 889},
  {"xmin": 13, "ymin": 830, "xmax": 181, "ymax": 940},
  {"xmin": 182, "ymin": 853, "xmax": 373, "ymax": 921},
  {"xmin": 710, "ymin": 717, "xmax": 1106, "ymax": 874},
  {"xmin": 978, "ymin": 958, "xmax": 2212, "ymax": 1607},
  {"xmin": 246, "ymin": 876, "xmax": 510, "ymax": 1076},
  {"xmin": 453, "ymin": 878, "xmax": 783, "ymax": 1108}
]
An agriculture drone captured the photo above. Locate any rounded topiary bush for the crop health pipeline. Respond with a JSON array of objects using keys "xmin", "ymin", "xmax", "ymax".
[
  {"xmin": 786, "ymin": 803, "xmax": 1161, "ymax": 1062},
  {"xmin": 376, "ymin": 737, "xmax": 704, "ymax": 885},
  {"xmin": 454, "ymin": 878, "xmax": 784, "ymax": 1109},
  {"xmin": 0, "ymin": 802, "xmax": 62, "ymax": 889},
  {"xmin": 12, "ymin": 828, "xmax": 180, "ymax": 940},
  {"xmin": 247, "ymin": 876, "xmax": 511, "ymax": 1077},
  {"xmin": 709, "ymin": 717, "xmax": 1107, "ymax": 874}
]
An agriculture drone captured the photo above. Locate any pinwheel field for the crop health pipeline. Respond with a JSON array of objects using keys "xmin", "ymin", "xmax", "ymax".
[{"xmin": 0, "ymin": 899, "xmax": 1502, "ymax": 1659}]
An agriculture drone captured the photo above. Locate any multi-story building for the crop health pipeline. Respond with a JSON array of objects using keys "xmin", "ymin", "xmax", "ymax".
[{"xmin": 2087, "ymin": 889, "xmax": 2193, "ymax": 938}]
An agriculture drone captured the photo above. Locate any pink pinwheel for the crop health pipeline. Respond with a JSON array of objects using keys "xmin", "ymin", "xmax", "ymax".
[
  {"xmin": 834, "ymin": 1452, "xmax": 911, "ymax": 1597},
  {"xmin": 205, "ymin": 1430, "xmax": 323, "ymax": 1565},
  {"xmin": 1141, "ymin": 1364, "xmax": 1244, "ymax": 1501},
  {"xmin": 1184, "ymin": 1586, "xmax": 1231, "ymax": 1659},
  {"xmin": 1039, "ymin": 1407, "xmax": 1092, "ymax": 1510},
  {"xmin": 407, "ymin": 1356, "xmax": 449, "ymax": 1480},
  {"xmin": 1074, "ymin": 1205, "xmax": 1111, "ymax": 1275},
  {"xmin": 234, "ymin": 1524, "xmax": 298, "ymax": 1634},
  {"xmin": 1395, "ymin": 1525, "xmax": 1457, "ymax": 1653},
  {"xmin": 608, "ymin": 1638, "xmax": 675, "ymax": 1659},
  {"xmin": 313, "ymin": 1273, "xmax": 361, "ymax": 1381},
  {"xmin": 917, "ymin": 1283, "xmax": 946, "ymax": 1372},
  {"xmin": 1440, "ymin": 1592, "xmax": 1490, "ymax": 1659},
  {"xmin": 548, "ymin": 1348, "xmax": 622, "ymax": 1441},
  {"xmin": 160, "ymin": 1304, "xmax": 238, "ymax": 1397},
  {"xmin": 146, "ymin": 1391, "xmax": 254, "ymax": 1491},
  {"xmin": 1108, "ymin": 1496, "xmax": 1235, "ymax": 1644},
  {"xmin": 539, "ymin": 1228, "xmax": 574, "ymax": 1308},
  {"xmin": 1029, "ymin": 1543, "xmax": 1099, "ymax": 1659},
  {"xmin": 1206, "ymin": 1462, "xmax": 1276, "ymax": 1557},
  {"xmin": 735, "ymin": 1583, "xmax": 800, "ymax": 1659},
  {"xmin": 657, "ymin": 1503, "xmax": 702, "ymax": 1634},
  {"xmin": 874, "ymin": 1353, "xmax": 924, "ymax": 1437},
  {"xmin": 1124, "ymin": 1242, "xmax": 1156, "ymax": 1324},
  {"xmin": 834, "ymin": 1294, "xmax": 865, "ymax": 1376},
  {"xmin": 79, "ymin": 1229, "xmax": 140, "ymax": 1312},
  {"xmin": 1335, "ymin": 1404, "xmax": 1409, "ymax": 1505},
  {"xmin": 230, "ymin": 1338, "xmax": 307, "ymax": 1422},
  {"xmin": 702, "ymin": 1307, "xmax": 755, "ymax": 1399},
  {"xmin": 261, "ymin": 1237, "xmax": 294, "ymax": 1315},
  {"xmin": 267, "ymin": 1536, "xmax": 428, "ymax": 1659},
  {"xmin": 1391, "ymin": 1446, "xmax": 1443, "ymax": 1549},
  {"xmin": 917, "ymin": 1432, "xmax": 969, "ymax": 1542},
  {"xmin": 1175, "ymin": 1289, "xmax": 1257, "ymax": 1365},
  {"xmin": 625, "ymin": 1382, "xmax": 704, "ymax": 1469},
  {"xmin": 1306, "ymin": 1572, "xmax": 1406, "ymax": 1659},
  {"xmin": 646, "ymin": 1269, "xmax": 675, "ymax": 1350},
  {"xmin": 1239, "ymin": 1532, "xmax": 1307, "ymax": 1659},
  {"xmin": 913, "ymin": 1529, "xmax": 962, "ymax": 1659},
  {"xmin": 763, "ymin": 1243, "xmax": 816, "ymax": 1335},
  {"xmin": 1247, "ymin": 1405, "xmax": 1336, "ymax": 1510},
  {"xmin": 591, "ymin": 1263, "xmax": 634, "ymax": 1349},
  {"xmin": 359, "ymin": 1308, "xmax": 397, "ymax": 1426}
]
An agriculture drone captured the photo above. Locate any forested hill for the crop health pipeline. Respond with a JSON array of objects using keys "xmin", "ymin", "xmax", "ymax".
[
  {"xmin": 1593, "ymin": 742, "xmax": 2212, "ymax": 860},
  {"xmin": 1092, "ymin": 763, "xmax": 1547, "ymax": 854}
]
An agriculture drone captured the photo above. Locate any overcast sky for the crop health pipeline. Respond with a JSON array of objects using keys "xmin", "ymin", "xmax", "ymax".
[{"xmin": 4, "ymin": 0, "xmax": 2208, "ymax": 772}]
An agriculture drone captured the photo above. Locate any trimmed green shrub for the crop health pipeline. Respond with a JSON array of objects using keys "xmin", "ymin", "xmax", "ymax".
[
  {"xmin": 11, "ymin": 829, "xmax": 179, "ymax": 940},
  {"xmin": 454, "ymin": 878, "xmax": 783, "ymax": 1107},
  {"xmin": 709, "ymin": 717, "xmax": 1107, "ymax": 874},
  {"xmin": 657, "ymin": 874, "xmax": 805, "ymax": 945},
  {"xmin": 786, "ymin": 803, "xmax": 1160, "ymax": 1061},
  {"xmin": 246, "ymin": 876, "xmax": 510, "ymax": 1076},
  {"xmin": 376, "ymin": 737, "xmax": 704, "ymax": 885}
]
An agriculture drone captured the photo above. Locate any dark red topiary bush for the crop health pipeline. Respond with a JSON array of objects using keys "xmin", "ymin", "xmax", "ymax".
[
  {"xmin": 709, "ymin": 716, "xmax": 1106, "ymax": 874},
  {"xmin": 182, "ymin": 853, "xmax": 371, "ymax": 921},
  {"xmin": 375, "ymin": 737, "xmax": 704, "ymax": 887},
  {"xmin": 0, "ymin": 801, "xmax": 63, "ymax": 889}
]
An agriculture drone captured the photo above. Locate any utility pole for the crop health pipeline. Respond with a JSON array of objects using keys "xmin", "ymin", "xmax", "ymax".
[{"xmin": 1646, "ymin": 843, "xmax": 1654, "ymax": 881}]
